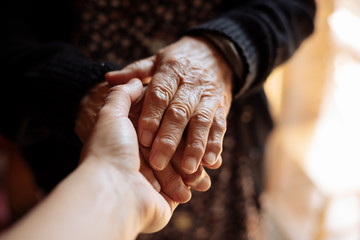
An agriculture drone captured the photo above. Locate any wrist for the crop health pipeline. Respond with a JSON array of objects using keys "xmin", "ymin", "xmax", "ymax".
[
  {"xmin": 179, "ymin": 36, "xmax": 234, "ymax": 92},
  {"xmin": 183, "ymin": 33, "xmax": 243, "ymax": 98},
  {"xmin": 80, "ymin": 157, "xmax": 164, "ymax": 233},
  {"xmin": 82, "ymin": 152, "xmax": 172, "ymax": 234},
  {"xmin": 2, "ymin": 158, "xmax": 145, "ymax": 240},
  {"xmin": 77, "ymin": 159, "xmax": 144, "ymax": 239}
]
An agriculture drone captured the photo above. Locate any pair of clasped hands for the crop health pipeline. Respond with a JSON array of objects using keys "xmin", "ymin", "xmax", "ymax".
[
  {"xmin": 86, "ymin": 36, "xmax": 234, "ymax": 233},
  {"xmin": 2, "ymin": 36, "xmax": 233, "ymax": 240},
  {"xmin": 104, "ymin": 36, "xmax": 233, "ymax": 202}
]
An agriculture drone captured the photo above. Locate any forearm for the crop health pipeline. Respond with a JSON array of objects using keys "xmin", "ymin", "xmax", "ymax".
[{"xmin": 2, "ymin": 160, "xmax": 142, "ymax": 240}]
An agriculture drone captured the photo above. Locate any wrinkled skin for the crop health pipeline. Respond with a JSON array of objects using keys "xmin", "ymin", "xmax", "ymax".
[
  {"xmin": 76, "ymin": 36, "xmax": 232, "ymax": 203},
  {"xmin": 106, "ymin": 36, "xmax": 233, "ymax": 174},
  {"xmin": 76, "ymin": 81, "xmax": 214, "ymax": 203},
  {"xmin": 129, "ymin": 85, "xmax": 219, "ymax": 203}
]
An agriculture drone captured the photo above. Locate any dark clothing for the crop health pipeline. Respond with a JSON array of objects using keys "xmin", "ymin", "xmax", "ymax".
[{"xmin": 0, "ymin": 0, "xmax": 315, "ymax": 238}]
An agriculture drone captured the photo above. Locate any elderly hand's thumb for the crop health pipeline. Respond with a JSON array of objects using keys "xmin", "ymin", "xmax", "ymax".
[{"xmin": 105, "ymin": 56, "xmax": 156, "ymax": 86}]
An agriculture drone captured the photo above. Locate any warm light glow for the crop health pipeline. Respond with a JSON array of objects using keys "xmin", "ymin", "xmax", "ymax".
[
  {"xmin": 305, "ymin": 53, "xmax": 360, "ymax": 195},
  {"xmin": 328, "ymin": 8, "xmax": 360, "ymax": 56},
  {"xmin": 326, "ymin": 196, "xmax": 360, "ymax": 236},
  {"xmin": 304, "ymin": 5, "xmax": 360, "ymax": 237}
]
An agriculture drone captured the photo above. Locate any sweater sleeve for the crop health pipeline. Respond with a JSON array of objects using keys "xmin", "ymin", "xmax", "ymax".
[
  {"xmin": 0, "ymin": 0, "xmax": 121, "ymax": 191},
  {"xmin": 186, "ymin": 0, "xmax": 316, "ymax": 98}
]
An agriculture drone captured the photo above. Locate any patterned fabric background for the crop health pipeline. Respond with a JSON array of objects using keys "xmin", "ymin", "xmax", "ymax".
[{"xmin": 74, "ymin": 0, "xmax": 222, "ymax": 66}]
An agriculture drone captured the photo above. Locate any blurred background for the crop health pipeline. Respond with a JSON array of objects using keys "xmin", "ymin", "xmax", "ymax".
[
  {"xmin": 0, "ymin": 0, "xmax": 359, "ymax": 239},
  {"xmin": 263, "ymin": 0, "xmax": 360, "ymax": 239}
]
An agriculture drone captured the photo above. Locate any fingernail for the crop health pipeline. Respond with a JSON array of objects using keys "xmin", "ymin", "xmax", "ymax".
[
  {"xmin": 105, "ymin": 71, "xmax": 119, "ymax": 78},
  {"xmin": 175, "ymin": 185, "xmax": 191, "ymax": 203},
  {"xmin": 204, "ymin": 152, "xmax": 217, "ymax": 165},
  {"xmin": 151, "ymin": 153, "xmax": 167, "ymax": 170},
  {"xmin": 187, "ymin": 170, "xmax": 205, "ymax": 187},
  {"xmin": 152, "ymin": 180, "xmax": 161, "ymax": 192},
  {"xmin": 128, "ymin": 78, "xmax": 140, "ymax": 85},
  {"xmin": 195, "ymin": 176, "xmax": 211, "ymax": 191},
  {"xmin": 183, "ymin": 157, "xmax": 198, "ymax": 174},
  {"xmin": 104, "ymin": 72, "xmax": 113, "ymax": 78},
  {"xmin": 140, "ymin": 130, "xmax": 153, "ymax": 147}
]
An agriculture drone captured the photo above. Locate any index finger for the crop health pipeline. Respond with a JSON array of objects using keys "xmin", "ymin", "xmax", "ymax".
[{"xmin": 137, "ymin": 63, "xmax": 181, "ymax": 148}]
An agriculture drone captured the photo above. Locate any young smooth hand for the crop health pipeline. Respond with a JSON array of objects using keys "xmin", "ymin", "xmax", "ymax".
[
  {"xmin": 82, "ymin": 79, "xmax": 176, "ymax": 233},
  {"xmin": 2, "ymin": 79, "xmax": 175, "ymax": 240}
]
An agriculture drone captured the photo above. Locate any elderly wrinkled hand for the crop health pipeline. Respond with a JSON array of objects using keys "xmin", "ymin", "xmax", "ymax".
[
  {"xmin": 75, "ymin": 81, "xmax": 213, "ymax": 204},
  {"xmin": 129, "ymin": 86, "xmax": 215, "ymax": 203},
  {"xmin": 106, "ymin": 36, "xmax": 233, "ymax": 175}
]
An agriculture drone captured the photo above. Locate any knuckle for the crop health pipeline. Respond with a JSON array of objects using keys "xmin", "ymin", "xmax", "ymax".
[
  {"xmin": 139, "ymin": 117, "xmax": 160, "ymax": 131},
  {"xmin": 213, "ymin": 116, "xmax": 227, "ymax": 133},
  {"xmin": 166, "ymin": 104, "xmax": 192, "ymax": 122},
  {"xmin": 188, "ymin": 139, "xmax": 206, "ymax": 154},
  {"xmin": 191, "ymin": 110, "xmax": 213, "ymax": 127},
  {"xmin": 156, "ymin": 136, "xmax": 177, "ymax": 153},
  {"xmin": 149, "ymin": 84, "xmax": 172, "ymax": 107}
]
